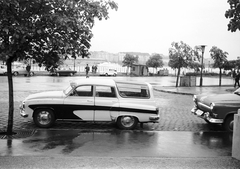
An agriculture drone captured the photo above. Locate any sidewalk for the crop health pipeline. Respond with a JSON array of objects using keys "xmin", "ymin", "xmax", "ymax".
[
  {"xmin": 0, "ymin": 130, "xmax": 240, "ymax": 168},
  {"xmin": 154, "ymin": 85, "xmax": 236, "ymax": 95}
]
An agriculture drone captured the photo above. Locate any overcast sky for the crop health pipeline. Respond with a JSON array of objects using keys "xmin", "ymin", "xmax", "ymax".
[{"xmin": 90, "ymin": 0, "xmax": 240, "ymax": 60}]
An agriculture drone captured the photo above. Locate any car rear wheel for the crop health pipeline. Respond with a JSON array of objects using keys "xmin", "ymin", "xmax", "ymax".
[
  {"xmin": 223, "ymin": 115, "xmax": 234, "ymax": 132},
  {"xmin": 13, "ymin": 72, "xmax": 18, "ymax": 76},
  {"xmin": 30, "ymin": 72, "xmax": 34, "ymax": 76},
  {"xmin": 33, "ymin": 109, "xmax": 55, "ymax": 128},
  {"xmin": 105, "ymin": 73, "xmax": 108, "ymax": 76},
  {"xmin": 117, "ymin": 116, "xmax": 138, "ymax": 130}
]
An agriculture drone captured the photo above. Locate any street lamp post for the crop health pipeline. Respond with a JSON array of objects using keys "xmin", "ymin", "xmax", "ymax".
[{"xmin": 200, "ymin": 45, "xmax": 206, "ymax": 87}]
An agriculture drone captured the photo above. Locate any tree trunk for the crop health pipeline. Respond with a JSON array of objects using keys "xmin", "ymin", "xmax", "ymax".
[
  {"xmin": 219, "ymin": 68, "xmax": 222, "ymax": 86},
  {"xmin": 6, "ymin": 59, "xmax": 14, "ymax": 135},
  {"xmin": 176, "ymin": 66, "xmax": 181, "ymax": 87},
  {"xmin": 126, "ymin": 66, "xmax": 129, "ymax": 75}
]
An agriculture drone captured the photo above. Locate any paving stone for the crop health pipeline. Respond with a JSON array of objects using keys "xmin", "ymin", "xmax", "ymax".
[{"xmin": 0, "ymin": 90, "xmax": 222, "ymax": 132}]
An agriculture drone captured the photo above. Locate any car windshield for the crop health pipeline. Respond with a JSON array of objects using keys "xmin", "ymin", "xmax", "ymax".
[{"xmin": 64, "ymin": 85, "xmax": 73, "ymax": 95}]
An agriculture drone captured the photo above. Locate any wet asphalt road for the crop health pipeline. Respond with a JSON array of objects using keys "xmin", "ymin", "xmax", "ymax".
[{"xmin": 0, "ymin": 75, "xmax": 224, "ymax": 132}]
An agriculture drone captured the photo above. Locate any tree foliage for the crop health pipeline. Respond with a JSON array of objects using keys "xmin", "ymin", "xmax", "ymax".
[
  {"xmin": 122, "ymin": 53, "xmax": 138, "ymax": 75},
  {"xmin": 209, "ymin": 46, "xmax": 228, "ymax": 86},
  {"xmin": 122, "ymin": 53, "xmax": 138, "ymax": 67},
  {"xmin": 0, "ymin": 0, "xmax": 118, "ymax": 69},
  {"xmin": 225, "ymin": 0, "xmax": 240, "ymax": 32},
  {"xmin": 146, "ymin": 53, "xmax": 164, "ymax": 71},
  {"xmin": 168, "ymin": 41, "xmax": 194, "ymax": 87},
  {"xmin": 188, "ymin": 61, "xmax": 202, "ymax": 72},
  {"xmin": 0, "ymin": 0, "xmax": 117, "ymax": 134}
]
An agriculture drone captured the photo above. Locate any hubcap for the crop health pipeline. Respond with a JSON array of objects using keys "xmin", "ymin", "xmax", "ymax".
[
  {"xmin": 121, "ymin": 116, "xmax": 135, "ymax": 127},
  {"xmin": 37, "ymin": 111, "xmax": 51, "ymax": 125}
]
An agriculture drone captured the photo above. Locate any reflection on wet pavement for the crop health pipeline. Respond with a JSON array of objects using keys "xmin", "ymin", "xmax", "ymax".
[{"xmin": 0, "ymin": 130, "xmax": 233, "ymax": 157}]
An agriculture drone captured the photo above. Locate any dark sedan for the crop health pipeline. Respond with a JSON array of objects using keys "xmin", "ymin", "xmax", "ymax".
[
  {"xmin": 51, "ymin": 69, "xmax": 77, "ymax": 76},
  {"xmin": 191, "ymin": 88, "xmax": 240, "ymax": 132}
]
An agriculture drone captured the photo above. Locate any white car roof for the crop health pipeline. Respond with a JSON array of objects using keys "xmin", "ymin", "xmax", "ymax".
[
  {"xmin": 70, "ymin": 78, "xmax": 116, "ymax": 87},
  {"xmin": 70, "ymin": 78, "xmax": 151, "ymax": 88}
]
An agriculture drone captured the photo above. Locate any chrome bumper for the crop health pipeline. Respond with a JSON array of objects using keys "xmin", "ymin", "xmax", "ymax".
[
  {"xmin": 19, "ymin": 105, "xmax": 28, "ymax": 118},
  {"xmin": 191, "ymin": 108, "xmax": 223, "ymax": 124},
  {"xmin": 149, "ymin": 115, "xmax": 160, "ymax": 121}
]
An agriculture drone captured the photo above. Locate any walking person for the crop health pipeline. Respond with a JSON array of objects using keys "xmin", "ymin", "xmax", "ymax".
[
  {"xmin": 85, "ymin": 64, "xmax": 90, "ymax": 78},
  {"xmin": 234, "ymin": 71, "xmax": 240, "ymax": 88},
  {"xmin": 26, "ymin": 64, "xmax": 31, "ymax": 77}
]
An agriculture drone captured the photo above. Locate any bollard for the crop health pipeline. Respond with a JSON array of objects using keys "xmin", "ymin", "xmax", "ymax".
[{"xmin": 232, "ymin": 109, "xmax": 240, "ymax": 160}]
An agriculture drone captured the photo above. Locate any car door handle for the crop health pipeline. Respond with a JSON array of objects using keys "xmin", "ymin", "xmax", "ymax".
[{"xmin": 87, "ymin": 100, "xmax": 93, "ymax": 103}]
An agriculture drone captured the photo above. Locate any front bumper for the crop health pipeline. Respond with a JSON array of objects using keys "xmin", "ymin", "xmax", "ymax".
[
  {"xmin": 19, "ymin": 104, "xmax": 28, "ymax": 118},
  {"xmin": 191, "ymin": 108, "xmax": 223, "ymax": 124}
]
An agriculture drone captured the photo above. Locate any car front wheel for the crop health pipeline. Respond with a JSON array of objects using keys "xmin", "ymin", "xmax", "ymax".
[
  {"xmin": 33, "ymin": 109, "xmax": 55, "ymax": 128},
  {"xmin": 223, "ymin": 115, "xmax": 234, "ymax": 132},
  {"xmin": 117, "ymin": 116, "xmax": 138, "ymax": 130},
  {"xmin": 13, "ymin": 72, "xmax": 18, "ymax": 76}
]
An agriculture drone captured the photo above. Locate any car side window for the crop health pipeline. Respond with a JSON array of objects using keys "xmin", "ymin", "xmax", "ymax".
[
  {"xmin": 95, "ymin": 86, "xmax": 116, "ymax": 98},
  {"xmin": 116, "ymin": 82, "xmax": 150, "ymax": 99},
  {"xmin": 73, "ymin": 85, "xmax": 93, "ymax": 97}
]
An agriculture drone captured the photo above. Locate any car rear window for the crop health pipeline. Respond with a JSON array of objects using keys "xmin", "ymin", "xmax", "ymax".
[{"xmin": 116, "ymin": 82, "xmax": 150, "ymax": 99}]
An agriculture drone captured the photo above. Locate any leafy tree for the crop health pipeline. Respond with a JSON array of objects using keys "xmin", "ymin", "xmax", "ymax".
[
  {"xmin": 209, "ymin": 46, "xmax": 228, "ymax": 86},
  {"xmin": 146, "ymin": 53, "xmax": 164, "ymax": 73},
  {"xmin": 0, "ymin": 0, "xmax": 117, "ymax": 135},
  {"xmin": 188, "ymin": 61, "xmax": 202, "ymax": 72},
  {"xmin": 168, "ymin": 41, "xmax": 194, "ymax": 87},
  {"xmin": 225, "ymin": 0, "xmax": 240, "ymax": 32},
  {"xmin": 122, "ymin": 53, "xmax": 138, "ymax": 75}
]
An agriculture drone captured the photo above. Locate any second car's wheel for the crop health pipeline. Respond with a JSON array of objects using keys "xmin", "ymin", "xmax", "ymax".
[
  {"xmin": 223, "ymin": 115, "xmax": 234, "ymax": 132},
  {"xmin": 117, "ymin": 116, "xmax": 138, "ymax": 130},
  {"xmin": 70, "ymin": 73, "xmax": 73, "ymax": 76},
  {"xmin": 56, "ymin": 73, "xmax": 60, "ymax": 76},
  {"xmin": 105, "ymin": 73, "xmax": 108, "ymax": 76},
  {"xmin": 33, "ymin": 109, "xmax": 55, "ymax": 128},
  {"xmin": 13, "ymin": 72, "xmax": 18, "ymax": 76}
]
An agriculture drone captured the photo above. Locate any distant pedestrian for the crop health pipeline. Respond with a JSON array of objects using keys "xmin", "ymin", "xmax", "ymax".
[
  {"xmin": 234, "ymin": 71, "xmax": 240, "ymax": 88},
  {"xmin": 26, "ymin": 64, "xmax": 31, "ymax": 77},
  {"xmin": 85, "ymin": 64, "xmax": 90, "ymax": 78}
]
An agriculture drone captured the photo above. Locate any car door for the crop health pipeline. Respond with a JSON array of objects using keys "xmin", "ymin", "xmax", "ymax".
[
  {"xmin": 63, "ymin": 85, "xmax": 94, "ymax": 121},
  {"xmin": 94, "ymin": 85, "xmax": 119, "ymax": 121}
]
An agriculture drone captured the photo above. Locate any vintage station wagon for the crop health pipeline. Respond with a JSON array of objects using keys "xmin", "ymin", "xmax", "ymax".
[{"xmin": 20, "ymin": 79, "xmax": 160, "ymax": 129}]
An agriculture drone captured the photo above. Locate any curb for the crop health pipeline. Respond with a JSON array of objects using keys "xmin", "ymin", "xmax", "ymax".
[{"xmin": 154, "ymin": 88, "xmax": 194, "ymax": 96}]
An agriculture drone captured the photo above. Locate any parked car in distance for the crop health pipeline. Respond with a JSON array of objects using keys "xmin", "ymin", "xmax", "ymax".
[
  {"xmin": 19, "ymin": 79, "xmax": 160, "ymax": 129},
  {"xmin": 99, "ymin": 69, "xmax": 117, "ymax": 76},
  {"xmin": 50, "ymin": 68, "xmax": 77, "ymax": 76},
  {"xmin": 12, "ymin": 65, "xmax": 34, "ymax": 76},
  {"xmin": 191, "ymin": 89, "xmax": 240, "ymax": 132},
  {"xmin": 0, "ymin": 65, "xmax": 7, "ymax": 75}
]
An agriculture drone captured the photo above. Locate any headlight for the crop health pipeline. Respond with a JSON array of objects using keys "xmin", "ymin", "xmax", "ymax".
[
  {"xmin": 210, "ymin": 103, "xmax": 215, "ymax": 110},
  {"xmin": 19, "ymin": 101, "xmax": 25, "ymax": 109}
]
